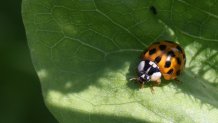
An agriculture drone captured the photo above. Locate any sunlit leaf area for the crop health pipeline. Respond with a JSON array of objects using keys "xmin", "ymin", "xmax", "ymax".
[{"xmin": 12, "ymin": 0, "xmax": 218, "ymax": 122}]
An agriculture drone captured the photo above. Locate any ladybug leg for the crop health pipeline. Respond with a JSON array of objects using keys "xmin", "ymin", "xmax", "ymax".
[
  {"xmin": 156, "ymin": 79, "xmax": 161, "ymax": 85},
  {"xmin": 140, "ymin": 82, "xmax": 145, "ymax": 89},
  {"xmin": 153, "ymin": 79, "xmax": 161, "ymax": 86},
  {"xmin": 149, "ymin": 79, "xmax": 161, "ymax": 94},
  {"xmin": 129, "ymin": 77, "xmax": 140, "ymax": 84},
  {"xmin": 130, "ymin": 78, "xmax": 145, "ymax": 89},
  {"xmin": 129, "ymin": 77, "xmax": 138, "ymax": 81},
  {"xmin": 150, "ymin": 86, "xmax": 155, "ymax": 94}
]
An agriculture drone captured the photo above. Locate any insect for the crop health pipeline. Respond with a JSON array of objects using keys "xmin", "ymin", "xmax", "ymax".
[{"xmin": 130, "ymin": 40, "xmax": 186, "ymax": 92}]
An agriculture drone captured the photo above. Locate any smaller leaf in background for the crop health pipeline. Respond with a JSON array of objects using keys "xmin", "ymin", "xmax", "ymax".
[{"xmin": 0, "ymin": 0, "xmax": 57, "ymax": 123}]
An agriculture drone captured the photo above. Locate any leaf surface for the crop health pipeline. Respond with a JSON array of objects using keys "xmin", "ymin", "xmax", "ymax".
[{"xmin": 22, "ymin": 0, "xmax": 218, "ymax": 122}]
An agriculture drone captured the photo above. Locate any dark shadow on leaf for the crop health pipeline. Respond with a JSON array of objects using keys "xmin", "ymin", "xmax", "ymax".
[
  {"xmin": 174, "ymin": 69, "xmax": 218, "ymax": 108},
  {"xmin": 49, "ymin": 104, "xmax": 150, "ymax": 123}
]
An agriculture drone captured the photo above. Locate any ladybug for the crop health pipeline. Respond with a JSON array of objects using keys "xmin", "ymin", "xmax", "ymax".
[{"xmin": 130, "ymin": 40, "xmax": 186, "ymax": 91}]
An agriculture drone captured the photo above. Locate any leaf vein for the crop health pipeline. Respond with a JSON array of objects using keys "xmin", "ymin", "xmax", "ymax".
[{"xmin": 92, "ymin": 0, "xmax": 146, "ymax": 47}]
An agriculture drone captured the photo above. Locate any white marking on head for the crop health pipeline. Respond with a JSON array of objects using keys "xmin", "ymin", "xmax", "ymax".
[
  {"xmin": 149, "ymin": 61, "xmax": 158, "ymax": 68},
  {"xmin": 141, "ymin": 74, "xmax": 145, "ymax": 78},
  {"xmin": 150, "ymin": 72, "xmax": 162, "ymax": 81},
  {"xmin": 152, "ymin": 63, "xmax": 157, "ymax": 68},
  {"xmin": 138, "ymin": 61, "xmax": 145, "ymax": 72},
  {"xmin": 146, "ymin": 67, "xmax": 151, "ymax": 74}
]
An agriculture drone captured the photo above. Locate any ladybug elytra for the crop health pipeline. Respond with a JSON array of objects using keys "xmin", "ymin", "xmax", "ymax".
[{"xmin": 131, "ymin": 41, "xmax": 186, "ymax": 91}]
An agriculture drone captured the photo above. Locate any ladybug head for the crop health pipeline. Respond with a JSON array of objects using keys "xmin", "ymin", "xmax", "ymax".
[
  {"xmin": 137, "ymin": 60, "xmax": 161, "ymax": 83},
  {"xmin": 138, "ymin": 73, "xmax": 151, "ymax": 82}
]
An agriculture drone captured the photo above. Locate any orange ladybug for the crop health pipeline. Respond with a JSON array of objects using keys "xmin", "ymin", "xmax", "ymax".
[{"xmin": 130, "ymin": 41, "xmax": 186, "ymax": 90}]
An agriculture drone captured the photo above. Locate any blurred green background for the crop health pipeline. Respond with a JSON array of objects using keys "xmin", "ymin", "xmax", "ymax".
[{"xmin": 0, "ymin": 0, "xmax": 57, "ymax": 123}]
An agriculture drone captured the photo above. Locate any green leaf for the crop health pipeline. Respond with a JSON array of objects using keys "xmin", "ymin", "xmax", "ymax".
[{"xmin": 22, "ymin": 0, "xmax": 218, "ymax": 122}]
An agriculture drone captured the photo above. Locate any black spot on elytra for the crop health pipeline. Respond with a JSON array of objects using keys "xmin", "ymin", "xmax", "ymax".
[
  {"xmin": 176, "ymin": 57, "xmax": 181, "ymax": 65},
  {"xmin": 165, "ymin": 61, "xmax": 171, "ymax": 68},
  {"xmin": 167, "ymin": 51, "xmax": 175, "ymax": 57},
  {"xmin": 176, "ymin": 45, "xmax": 183, "ymax": 52},
  {"xmin": 167, "ymin": 68, "xmax": 174, "ymax": 74},
  {"xmin": 154, "ymin": 56, "xmax": 161, "ymax": 63},
  {"xmin": 149, "ymin": 6, "xmax": 157, "ymax": 15},
  {"xmin": 159, "ymin": 44, "xmax": 166, "ymax": 51},
  {"xmin": 149, "ymin": 48, "xmax": 156, "ymax": 55},
  {"xmin": 176, "ymin": 70, "xmax": 181, "ymax": 76}
]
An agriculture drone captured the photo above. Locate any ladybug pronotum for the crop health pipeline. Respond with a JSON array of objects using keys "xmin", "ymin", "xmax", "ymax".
[{"xmin": 130, "ymin": 40, "xmax": 186, "ymax": 91}]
